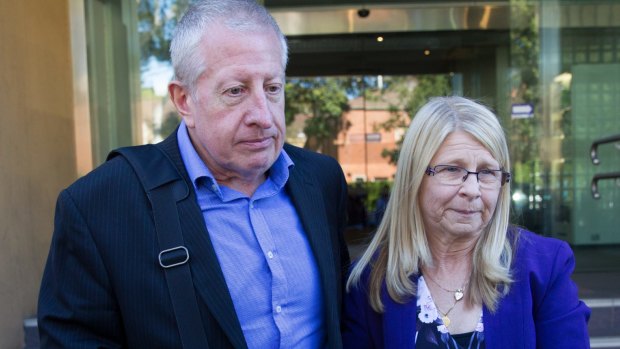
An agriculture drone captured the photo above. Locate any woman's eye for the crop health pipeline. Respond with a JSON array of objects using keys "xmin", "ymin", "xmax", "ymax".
[{"xmin": 444, "ymin": 166, "xmax": 461, "ymax": 173}]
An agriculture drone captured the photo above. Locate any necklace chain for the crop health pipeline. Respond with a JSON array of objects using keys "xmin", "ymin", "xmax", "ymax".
[
  {"xmin": 423, "ymin": 272, "xmax": 469, "ymax": 302},
  {"xmin": 423, "ymin": 275, "xmax": 464, "ymax": 328},
  {"xmin": 436, "ymin": 300, "xmax": 457, "ymax": 318},
  {"xmin": 423, "ymin": 272, "xmax": 468, "ymax": 293},
  {"xmin": 435, "ymin": 299, "xmax": 457, "ymax": 327}
]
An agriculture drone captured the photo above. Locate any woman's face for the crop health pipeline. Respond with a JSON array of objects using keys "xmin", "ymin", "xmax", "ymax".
[{"xmin": 419, "ymin": 131, "xmax": 502, "ymax": 240}]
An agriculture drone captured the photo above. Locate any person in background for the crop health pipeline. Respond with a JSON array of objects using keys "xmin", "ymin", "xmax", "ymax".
[
  {"xmin": 343, "ymin": 96, "xmax": 590, "ymax": 348},
  {"xmin": 372, "ymin": 184, "xmax": 390, "ymax": 228},
  {"xmin": 38, "ymin": 1, "xmax": 349, "ymax": 347}
]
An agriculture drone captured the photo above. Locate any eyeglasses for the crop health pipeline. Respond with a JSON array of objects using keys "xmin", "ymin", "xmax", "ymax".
[{"xmin": 425, "ymin": 165, "xmax": 511, "ymax": 188}]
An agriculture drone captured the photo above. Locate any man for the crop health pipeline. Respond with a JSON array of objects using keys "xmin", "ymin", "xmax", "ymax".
[{"xmin": 38, "ymin": 1, "xmax": 350, "ymax": 348}]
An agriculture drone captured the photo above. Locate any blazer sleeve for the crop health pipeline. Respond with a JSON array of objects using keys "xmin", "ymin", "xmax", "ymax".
[
  {"xmin": 533, "ymin": 240, "xmax": 591, "ymax": 348},
  {"xmin": 334, "ymin": 159, "xmax": 351, "ymax": 291},
  {"xmin": 342, "ymin": 281, "xmax": 374, "ymax": 349},
  {"xmin": 313, "ymin": 151, "xmax": 351, "ymax": 321},
  {"xmin": 38, "ymin": 190, "xmax": 124, "ymax": 348},
  {"xmin": 342, "ymin": 265, "xmax": 385, "ymax": 349}
]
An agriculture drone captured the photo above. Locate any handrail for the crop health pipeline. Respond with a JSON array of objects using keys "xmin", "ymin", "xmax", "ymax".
[
  {"xmin": 591, "ymin": 172, "xmax": 620, "ymax": 199},
  {"xmin": 590, "ymin": 133, "xmax": 620, "ymax": 165}
]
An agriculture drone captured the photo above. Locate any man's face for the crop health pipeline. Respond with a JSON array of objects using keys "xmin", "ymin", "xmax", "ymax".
[{"xmin": 181, "ymin": 25, "xmax": 286, "ymax": 186}]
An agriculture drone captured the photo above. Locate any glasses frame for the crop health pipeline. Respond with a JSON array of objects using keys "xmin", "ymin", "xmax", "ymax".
[{"xmin": 425, "ymin": 164, "xmax": 511, "ymax": 186}]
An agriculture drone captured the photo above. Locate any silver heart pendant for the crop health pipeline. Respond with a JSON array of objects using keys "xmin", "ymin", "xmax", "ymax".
[{"xmin": 454, "ymin": 290, "xmax": 464, "ymax": 301}]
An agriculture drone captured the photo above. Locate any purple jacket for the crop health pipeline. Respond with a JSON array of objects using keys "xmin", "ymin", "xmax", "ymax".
[{"xmin": 343, "ymin": 229, "xmax": 591, "ymax": 348}]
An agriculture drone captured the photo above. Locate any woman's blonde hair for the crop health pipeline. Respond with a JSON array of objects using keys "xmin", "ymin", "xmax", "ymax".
[{"xmin": 347, "ymin": 96, "xmax": 514, "ymax": 312}]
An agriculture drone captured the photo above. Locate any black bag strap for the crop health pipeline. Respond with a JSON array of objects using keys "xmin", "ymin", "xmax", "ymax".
[{"xmin": 108, "ymin": 145, "xmax": 210, "ymax": 349}]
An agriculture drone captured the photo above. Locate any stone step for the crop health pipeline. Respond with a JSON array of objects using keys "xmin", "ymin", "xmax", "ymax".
[
  {"xmin": 584, "ymin": 298, "xmax": 620, "ymax": 338},
  {"xmin": 590, "ymin": 336, "xmax": 620, "ymax": 349}
]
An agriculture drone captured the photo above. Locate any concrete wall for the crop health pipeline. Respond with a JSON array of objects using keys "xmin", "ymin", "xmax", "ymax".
[{"xmin": 0, "ymin": 1, "xmax": 77, "ymax": 347}]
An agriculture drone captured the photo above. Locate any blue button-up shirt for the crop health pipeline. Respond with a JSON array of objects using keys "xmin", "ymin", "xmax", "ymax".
[{"xmin": 177, "ymin": 122, "xmax": 325, "ymax": 348}]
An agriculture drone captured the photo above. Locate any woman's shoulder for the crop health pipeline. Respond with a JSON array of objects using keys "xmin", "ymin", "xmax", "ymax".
[
  {"xmin": 510, "ymin": 227, "xmax": 575, "ymax": 275},
  {"xmin": 346, "ymin": 252, "xmax": 395, "ymax": 301},
  {"xmin": 512, "ymin": 227, "xmax": 570, "ymax": 254}
]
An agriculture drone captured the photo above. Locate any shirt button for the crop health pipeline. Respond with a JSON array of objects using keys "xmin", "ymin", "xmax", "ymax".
[
  {"xmin": 250, "ymin": 202, "xmax": 254, "ymax": 209},
  {"xmin": 211, "ymin": 184, "xmax": 217, "ymax": 191},
  {"xmin": 267, "ymin": 251, "xmax": 274, "ymax": 259},
  {"xmin": 275, "ymin": 306, "xmax": 282, "ymax": 313}
]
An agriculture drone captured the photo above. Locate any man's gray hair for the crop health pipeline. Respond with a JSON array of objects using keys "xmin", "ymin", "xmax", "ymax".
[{"xmin": 170, "ymin": 0, "xmax": 288, "ymax": 92}]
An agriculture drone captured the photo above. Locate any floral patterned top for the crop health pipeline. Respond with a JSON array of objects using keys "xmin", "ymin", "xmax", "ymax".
[{"xmin": 416, "ymin": 276, "xmax": 485, "ymax": 348}]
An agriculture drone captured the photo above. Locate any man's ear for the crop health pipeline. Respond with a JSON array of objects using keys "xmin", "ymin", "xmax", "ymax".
[{"xmin": 169, "ymin": 81, "xmax": 195, "ymax": 128}]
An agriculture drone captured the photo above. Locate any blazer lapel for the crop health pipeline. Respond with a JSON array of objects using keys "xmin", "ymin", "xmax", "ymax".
[
  {"xmin": 158, "ymin": 134, "xmax": 248, "ymax": 349},
  {"xmin": 383, "ymin": 286, "xmax": 417, "ymax": 348},
  {"xmin": 286, "ymin": 165, "xmax": 340, "ymax": 341},
  {"xmin": 484, "ymin": 288, "xmax": 525, "ymax": 348}
]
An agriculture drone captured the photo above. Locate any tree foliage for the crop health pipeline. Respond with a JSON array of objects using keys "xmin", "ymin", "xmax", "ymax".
[
  {"xmin": 508, "ymin": 1, "xmax": 540, "ymax": 165},
  {"xmin": 138, "ymin": 0, "xmax": 191, "ymax": 65},
  {"xmin": 285, "ymin": 77, "xmax": 351, "ymax": 153},
  {"xmin": 380, "ymin": 75, "xmax": 452, "ymax": 164}
]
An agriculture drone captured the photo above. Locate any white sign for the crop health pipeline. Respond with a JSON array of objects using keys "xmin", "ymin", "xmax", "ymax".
[{"xmin": 511, "ymin": 103, "xmax": 534, "ymax": 119}]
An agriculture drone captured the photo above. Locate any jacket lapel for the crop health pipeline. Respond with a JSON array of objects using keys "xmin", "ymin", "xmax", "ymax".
[
  {"xmin": 483, "ymin": 287, "xmax": 524, "ymax": 348},
  {"xmin": 285, "ymin": 163, "xmax": 340, "ymax": 344},
  {"xmin": 158, "ymin": 134, "xmax": 247, "ymax": 349},
  {"xmin": 380, "ymin": 277, "xmax": 523, "ymax": 348},
  {"xmin": 383, "ymin": 285, "xmax": 417, "ymax": 348}
]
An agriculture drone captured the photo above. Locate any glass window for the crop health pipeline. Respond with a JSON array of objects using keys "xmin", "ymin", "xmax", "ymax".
[{"xmin": 86, "ymin": 0, "xmax": 619, "ymax": 247}]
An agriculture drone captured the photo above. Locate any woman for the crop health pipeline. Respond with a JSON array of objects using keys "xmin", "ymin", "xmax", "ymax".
[{"xmin": 343, "ymin": 96, "xmax": 590, "ymax": 348}]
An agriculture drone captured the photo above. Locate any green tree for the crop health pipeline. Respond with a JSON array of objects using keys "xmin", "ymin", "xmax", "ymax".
[
  {"xmin": 506, "ymin": 1, "xmax": 544, "ymax": 231},
  {"xmin": 285, "ymin": 77, "xmax": 350, "ymax": 154},
  {"xmin": 138, "ymin": 0, "xmax": 190, "ymax": 65},
  {"xmin": 508, "ymin": 0, "xmax": 540, "ymax": 166},
  {"xmin": 380, "ymin": 75, "xmax": 452, "ymax": 164}
]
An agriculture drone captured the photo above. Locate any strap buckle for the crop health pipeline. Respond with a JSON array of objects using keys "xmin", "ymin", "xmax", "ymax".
[{"xmin": 158, "ymin": 246, "xmax": 189, "ymax": 268}]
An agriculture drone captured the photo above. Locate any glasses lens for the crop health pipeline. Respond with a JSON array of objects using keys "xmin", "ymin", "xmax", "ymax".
[
  {"xmin": 433, "ymin": 166, "xmax": 502, "ymax": 188},
  {"xmin": 478, "ymin": 170, "xmax": 501, "ymax": 185},
  {"xmin": 434, "ymin": 166, "xmax": 467, "ymax": 185}
]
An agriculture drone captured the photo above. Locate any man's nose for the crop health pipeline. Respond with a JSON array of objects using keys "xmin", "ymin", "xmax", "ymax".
[{"xmin": 245, "ymin": 90, "xmax": 273, "ymax": 128}]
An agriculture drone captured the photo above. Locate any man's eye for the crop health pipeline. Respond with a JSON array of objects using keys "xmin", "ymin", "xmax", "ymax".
[
  {"xmin": 266, "ymin": 84, "xmax": 282, "ymax": 94},
  {"xmin": 226, "ymin": 86, "xmax": 244, "ymax": 96}
]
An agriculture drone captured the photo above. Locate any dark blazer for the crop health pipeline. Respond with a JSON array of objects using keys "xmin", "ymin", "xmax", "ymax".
[
  {"xmin": 38, "ymin": 132, "xmax": 350, "ymax": 348},
  {"xmin": 342, "ymin": 229, "xmax": 591, "ymax": 348}
]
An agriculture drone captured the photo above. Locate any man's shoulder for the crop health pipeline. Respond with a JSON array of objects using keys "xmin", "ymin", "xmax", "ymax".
[
  {"xmin": 65, "ymin": 146, "xmax": 171, "ymax": 199},
  {"xmin": 283, "ymin": 144, "xmax": 346, "ymax": 192},
  {"xmin": 65, "ymin": 148, "xmax": 144, "ymax": 198},
  {"xmin": 283, "ymin": 143, "xmax": 340, "ymax": 167},
  {"xmin": 69, "ymin": 134, "xmax": 181, "ymax": 194}
]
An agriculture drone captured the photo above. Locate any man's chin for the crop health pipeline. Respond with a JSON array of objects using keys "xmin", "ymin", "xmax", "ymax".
[{"xmin": 245, "ymin": 155, "xmax": 278, "ymax": 172}]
